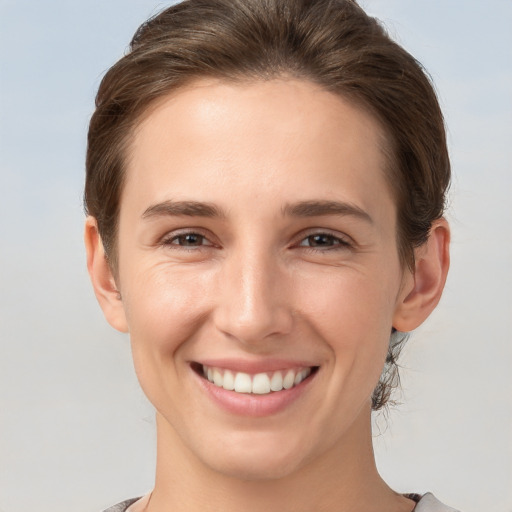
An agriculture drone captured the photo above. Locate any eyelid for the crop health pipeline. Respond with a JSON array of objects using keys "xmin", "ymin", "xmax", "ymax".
[
  {"xmin": 294, "ymin": 229, "xmax": 354, "ymax": 248},
  {"xmin": 157, "ymin": 227, "xmax": 354, "ymax": 251},
  {"xmin": 159, "ymin": 228, "xmax": 217, "ymax": 248}
]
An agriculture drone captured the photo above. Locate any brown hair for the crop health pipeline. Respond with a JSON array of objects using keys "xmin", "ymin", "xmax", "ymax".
[{"xmin": 85, "ymin": 0, "xmax": 450, "ymax": 410}]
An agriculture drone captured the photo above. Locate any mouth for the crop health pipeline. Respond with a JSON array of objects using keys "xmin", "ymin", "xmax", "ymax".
[{"xmin": 191, "ymin": 362, "xmax": 319, "ymax": 395}]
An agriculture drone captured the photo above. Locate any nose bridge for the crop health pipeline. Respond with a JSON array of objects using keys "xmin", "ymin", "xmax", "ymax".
[{"xmin": 215, "ymin": 241, "xmax": 292, "ymax": 344}]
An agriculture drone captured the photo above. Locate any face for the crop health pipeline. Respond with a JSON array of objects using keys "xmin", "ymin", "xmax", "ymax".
[{"xmin": 112, "ymin": 79, "xmax": 409, "ymax": 479}]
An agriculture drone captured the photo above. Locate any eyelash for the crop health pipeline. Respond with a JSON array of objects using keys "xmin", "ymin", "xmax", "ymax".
[
  {"xmin": 160, "ymin": 229, "xmax": 353, "ymax": 253},
  {"xmin": 160, "ymin": 230, "xmax": 213, "ymax": 249},
  {"xmin": 297, "ymin": 232, "xmax": 352, "ymax": 252}
]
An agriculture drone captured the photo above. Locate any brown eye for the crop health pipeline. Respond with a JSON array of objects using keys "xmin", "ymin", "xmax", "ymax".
[
  {"xmin": 300, "ymin": 234, "xmax": 346, "ymax": 248},
  {"xmin": 177, "ymin": 234, "xmax": 203, "ymax": 246},
  {"xmin": 165, "ymin": 232, "xmax": 211, "ymax": 247}
]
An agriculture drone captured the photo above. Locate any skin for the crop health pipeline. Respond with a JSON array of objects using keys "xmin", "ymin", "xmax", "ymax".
[{"xmin": 86, "ymin": 79, "xmax": 450, "ymax": 512}]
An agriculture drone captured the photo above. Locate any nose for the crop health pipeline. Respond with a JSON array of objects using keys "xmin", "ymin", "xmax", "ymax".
[{"xmin": 213, "ymin": 247, "xmax": 293, "ymax": 346}]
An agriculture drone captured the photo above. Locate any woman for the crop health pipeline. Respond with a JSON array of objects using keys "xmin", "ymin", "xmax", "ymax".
[{"xmin": 84, "ymin": 0, "xmax": 455, "ymax": 510}]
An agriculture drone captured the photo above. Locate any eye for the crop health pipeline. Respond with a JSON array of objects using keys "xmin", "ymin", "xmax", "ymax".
[
  {"xmin": 297, "ymin": 232, "xmax": 352, "ymax": 251},
  {"xmin": 162, "ymin": 231, "xmax": 213, "ymax": 248}
]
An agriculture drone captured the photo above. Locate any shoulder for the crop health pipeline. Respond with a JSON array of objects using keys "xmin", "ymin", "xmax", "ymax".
[
  {"xmin": 414, "ymin": 492, "xmax": 461, "ymax": 512},
  {"xmin": 102, "ymin": 497, "xmax": 141, "ymax": 512}
]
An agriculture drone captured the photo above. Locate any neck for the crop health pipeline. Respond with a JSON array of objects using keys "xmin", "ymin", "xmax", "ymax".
[{"xmin": 146, "ymin": 404, "xmax": 414, "ymax": 512}]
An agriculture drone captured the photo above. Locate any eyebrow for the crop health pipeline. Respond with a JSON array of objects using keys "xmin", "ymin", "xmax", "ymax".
[
  {"xmin": 142, "ymin": 200, "xmax": 225, "ymax": 219},
  {"xmin": 282, "ymin": 200, "xmax": 373, "ymax": 223},
  {"xmin": 141, "ymin": 199, "xmax": 372, "ymax": 223}
]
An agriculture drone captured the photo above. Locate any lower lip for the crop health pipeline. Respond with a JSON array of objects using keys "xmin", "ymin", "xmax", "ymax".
[{"xmin": 193, "ymin": 369, "xmax": 317, "ymax": 417}]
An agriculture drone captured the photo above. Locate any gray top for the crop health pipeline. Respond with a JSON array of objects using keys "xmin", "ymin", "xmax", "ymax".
[
  {"xmin": 103, "ymin": 497, "xmax": 139, "ymax": 512},
  {"xmin": 414, "ymin": 492, "xmax": 460, "ymax": 512},
  {"xmin": 103, "ymin": 492, "xmax": 460, "ymax": 511}
]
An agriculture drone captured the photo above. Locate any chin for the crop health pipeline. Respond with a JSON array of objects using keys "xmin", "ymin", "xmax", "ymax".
[
  {"xmin": 198, "ymin": 431, "xmax": 310, "ymax": 482},
  {"xmin": 208, "ymin": 453, "xmax": 303, "ymax": 482}
]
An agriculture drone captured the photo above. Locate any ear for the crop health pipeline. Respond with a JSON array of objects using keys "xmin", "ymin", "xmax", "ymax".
[
  {"xmin": 393, "ymin": 218, "xmax": 450, "ymax": 332},
  {"xmin": 84, "ymin": 216, "xmax": 128, "ymax": 333}
]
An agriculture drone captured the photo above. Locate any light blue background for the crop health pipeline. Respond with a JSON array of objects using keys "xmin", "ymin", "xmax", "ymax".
[{"xmin": 0, "ymin": 1, "xmax": 511, "ymax": 511}]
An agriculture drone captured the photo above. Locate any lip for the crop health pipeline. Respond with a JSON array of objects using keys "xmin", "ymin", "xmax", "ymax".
[
  {"xmin": 194, "ymin": 357, "xmax": 318, "ymax": 374},
  {"xmin": 191, "ymin": 361, "xmax": 318, "ymax": 417}
]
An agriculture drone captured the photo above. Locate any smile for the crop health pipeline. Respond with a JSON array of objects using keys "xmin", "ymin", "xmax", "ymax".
[
  {"xmin": 190, "ymin": 361, "xmax": 319, "ymax": 416},
  {"xmin": 201, "ymin": 365, "xmax": 314, "ymax": 395}
]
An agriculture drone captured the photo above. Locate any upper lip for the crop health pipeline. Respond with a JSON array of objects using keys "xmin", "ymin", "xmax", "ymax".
[{"xmin": 192, "ymin": 358, "xmax": 319, "ymax": 374}]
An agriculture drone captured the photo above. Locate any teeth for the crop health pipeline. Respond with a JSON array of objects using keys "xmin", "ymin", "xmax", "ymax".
[
  {"xmin": 234, "ymin": 372, "xmax": 252, "ymax": 393},
  {"xmin": 202, "ymin": 365, "xmax": 313, "ymax": 395},
  {"xmin": 270, "ymin": 371, "xmax": 283, "ymax": 391},
  {"xmin": 213, "ymin": 369, "xmax": 223, "ymax": 387},
  {"xmin": 252, "ymin": 373, "xmax": 271, "ymax": 394},
  {"xmin": 294, "ymin": 368, "xmax": 311, "ymax": 386},
  {"xmin": 222, "ymin": 370, "xmax": 235, "ymax": 391},
  {"xmin": 283, "ymin": 369, "xmax": 295, "ymax": 389}
]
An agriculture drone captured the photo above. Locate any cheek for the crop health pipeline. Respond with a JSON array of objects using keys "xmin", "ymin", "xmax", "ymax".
[
  {"xmin": 297, "ymin": 263, "xmax": 398, "ymax": 336},
  {"xmin": 125, "ymin": 262, "xmax": 213, "ymax": 336},
  {"xmin": 295, "ymin": 267, "xmax": 397, "ymax": 389},
  {"xmin": 121, "ymin": 263, "xmax": 215, "ymax": 391}
]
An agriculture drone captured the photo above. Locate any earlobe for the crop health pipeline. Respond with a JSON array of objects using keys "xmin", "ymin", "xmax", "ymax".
[
  {"xmin": 393, "ymin": 219, "xmax": 450, "ymax": 332},
  {"xmin": 84, "ymin": 216, "xmax": 129, "ymax": 333}
]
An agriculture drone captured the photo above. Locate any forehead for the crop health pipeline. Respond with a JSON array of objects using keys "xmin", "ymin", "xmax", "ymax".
[{"xmin": 123, "ymin": 78, "xmax": 393, "ymax": 218}]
